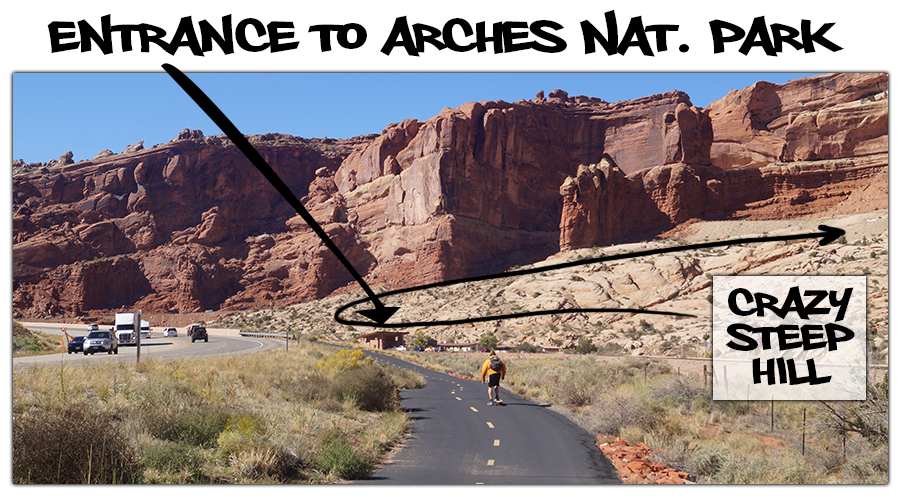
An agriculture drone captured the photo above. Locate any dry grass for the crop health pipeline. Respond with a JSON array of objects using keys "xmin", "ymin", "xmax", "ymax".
[
  {"xmin": 385, "ymin": 350, "xmax": 888, "ymax": 484},
  {"xmin": 12, "ymin": 320, "xmax": 67, "ymax": 357},
  {"xmin": 12, "ymin": 342, "xmax": 414, "ymax": 484}
]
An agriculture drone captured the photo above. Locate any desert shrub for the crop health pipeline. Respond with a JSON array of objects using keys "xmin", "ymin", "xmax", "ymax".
[
  {"xmin": 623, "ymin": 357, "xmax": 672, "ymax": 378},
  {"xmin": 839, "ymin": 441, "xmax": 889, "ymax": 484},
  {"xmin": 584, "ymin": 390, "xmax": 666, "ymax": 436},
  {"xmin": 314, "ymin": 435, "xmax": 374, "ymax": 480},
  {"xmin": 329, "ymin": 364, "xmax": 399, "ymax": 412},
  {"xmin": 13, "ymin": 403, "xmax": 142, "ymax": 484},
  {"xmin": 649, "ymin": 377, "xmax": 710, "ymax": 413},
  {"xmin": 818, "ymin": 372, "xmax": 888, "ymax": 447},
  {"xmin": 556, "ymin": 368, "xmax": 604, "ymax": 406},
  {"xmin": 276, "ymin": 370, "xmax": 331, "ymax": 404},
  {"xmin": 382, "ymin": 363, "xmax": 426, "ymax": 390},
  {"xmin": 546, "ymin": 358, "xmax": 612, "ymax": 406},
  {"xmin": 144, "ymin": 403, "xmax": 232, "ymax": 447},
  {"xmin": 143, "ymin": 441, "xmax": 204, "ymax": 477},
  {"xmin": 216, "ymin": 414, "xmax": 268, "ymax": 457},
  {"xmin": 686, "ymin": 443, "xmax": 729, "ymax": 478},
  {"xmin": 317, "ymin": 349, "xmax": 373, "ymax": 373},
  {"xmin": 229, "ymin": 447, "xmax": 304, "ymax": 482}
]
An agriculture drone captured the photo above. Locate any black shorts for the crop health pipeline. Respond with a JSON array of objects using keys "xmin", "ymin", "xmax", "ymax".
[{"xmin": 488, "ymin": 373, "xmax": 501, "ymax": 387}]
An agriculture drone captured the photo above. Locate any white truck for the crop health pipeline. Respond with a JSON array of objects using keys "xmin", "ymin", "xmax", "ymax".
[
  {"xmin": 114, "ymin": 312, "xmax": 138, "ymax": 346},
  {"xmin": 140, "ymin": 320, "xmax": 151, "ymax": 339}
]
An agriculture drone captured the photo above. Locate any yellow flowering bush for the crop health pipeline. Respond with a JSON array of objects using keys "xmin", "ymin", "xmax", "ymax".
[{"xmin": 317, "ymin": 349, "xmax": 373, "ymax": 374}]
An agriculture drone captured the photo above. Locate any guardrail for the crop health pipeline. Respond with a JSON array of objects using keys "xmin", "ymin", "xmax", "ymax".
[{"xmin": 239, "ymin": 331, "xmax": 294, "ymax": 340}]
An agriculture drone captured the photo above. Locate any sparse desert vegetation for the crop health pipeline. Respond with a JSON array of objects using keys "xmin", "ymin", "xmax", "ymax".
[
  {"xmin": 387, "ymin": 350, "xmax": 888, "ymax": 484},
  {"xmin": 15, "ymin": 210, "xmax": 889, "ymax": 485},
  {"xmin": 210, "ymin": 211, "xmax": 888, "ymax": 366},
  {"xmin": 13, "ymin": 320, "xmax": 66, "ymax": 356},
  {"xmin": 12, "ymin": 343, "xmax": 423, "ymax": 484}
]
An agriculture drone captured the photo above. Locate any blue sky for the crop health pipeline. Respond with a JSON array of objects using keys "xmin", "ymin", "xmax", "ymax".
[{"xmin": 13, "ymin": 72, "xmax": 819, "ymax": 164}]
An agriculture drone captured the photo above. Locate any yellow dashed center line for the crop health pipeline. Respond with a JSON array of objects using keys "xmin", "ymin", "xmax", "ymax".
[
  {"xmin": 455, "ymin": 397, "xmax": 462, "ymax": 401},
  {"xmin": 493, "ymin": 439, "xmax": 500, "ymax": 446},
  {"xmin": 486, "ymin": 422, "xmax": 494, "ymax": 428},
  {"xmin": 487, "ymin": 460, "xmax": 495, "ymax": 466},
  {"xmin": 469, "ymin": 407, "xmax": 478, "ymax": 413}
]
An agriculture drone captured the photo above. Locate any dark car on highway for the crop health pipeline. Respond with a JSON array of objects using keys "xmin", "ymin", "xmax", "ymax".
[
  {"xmin": 188, "ymin": 325, "xmax": 208, "ymax": 343},
  {"xmin": 67, "ymin": 336, "xmax": 85, "ymax": 354}
]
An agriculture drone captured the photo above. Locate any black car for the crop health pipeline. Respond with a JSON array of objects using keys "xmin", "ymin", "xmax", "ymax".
[
  {"xmin": 67, "ymin": 336, "xmax": 85, "ymax": 354},
  {"xmin": 188, "ymin": 325, "xmax": 208, "ymax": 343}
]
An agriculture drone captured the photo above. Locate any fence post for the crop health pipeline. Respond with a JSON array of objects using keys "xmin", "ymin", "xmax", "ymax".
[
  {"xmin": 802, "ymin": 408, "xmax": 807, "ymax": 455},
  {"xmin": 770, "ymin": 396, "xmax": 774, "ymax": 431}
]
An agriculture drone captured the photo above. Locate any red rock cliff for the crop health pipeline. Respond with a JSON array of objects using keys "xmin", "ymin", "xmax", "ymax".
[
  {"xmin": 560, "ymin": 73, "xmax": 888, "ymax": 250},
  {"xmin": 12, "ymin": 73, "xmax": 888, "ymax": 318}
]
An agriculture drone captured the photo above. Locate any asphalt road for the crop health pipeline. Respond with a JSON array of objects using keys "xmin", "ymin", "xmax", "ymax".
[
  {"xmin": 362, "ymin": 351, "xmax": 620, "ymax": 485},
  {"xmin": 14, "ymin": 323, "xmax": 284, "ymax": 367}
]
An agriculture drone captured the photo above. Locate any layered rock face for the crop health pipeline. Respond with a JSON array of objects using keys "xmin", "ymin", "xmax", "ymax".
[
  {"xmin": 13, "ymin": 132, "xmax": 369, "ymax": 316},
  {"xmin": 332, "ymin": 90, "xmax": 706, "ymax": 287},
  {"xmin": 559, "ymin": 155, "xmax": 887, "ymax": 250},
  {"xmin": 560, "ymin": 73, "xmax": 888, "ymax": 250},
  {"xmin": 707, "ymin": 73, "xmax": 888, "ymax": 169},
  {"xmin": 12, "ymin": 73, "xmax": 888, "ymax": 318}
]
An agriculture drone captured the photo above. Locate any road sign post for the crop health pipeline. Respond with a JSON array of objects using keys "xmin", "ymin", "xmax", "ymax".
[{"xmin": 136, "ymin": 310, "xmax": 142, "ymax": 363}]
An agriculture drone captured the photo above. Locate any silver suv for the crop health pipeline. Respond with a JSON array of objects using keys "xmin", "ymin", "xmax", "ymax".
[{"xmin": 84, "ymin": 330, "xmax": 119, "ymax": 355}]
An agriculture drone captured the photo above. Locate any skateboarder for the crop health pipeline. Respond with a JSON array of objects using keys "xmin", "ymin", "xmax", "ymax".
[{"xmin": 481, "ymin": 351, "xmax": 507, "ymax": 405}]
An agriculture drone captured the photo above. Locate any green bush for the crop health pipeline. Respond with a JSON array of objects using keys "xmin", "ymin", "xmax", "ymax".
[
  {"xmin": 144, "ymin": 404, "xmax": 232, "ymax": 447},
  {"xmin": 518, "ymin": 341, "xmax": 542, "ymax": 353},
  {"xmin": 12, "ymin": 320, "xmax": 58, "ymax": 354},
  {"xmin": 329, "ymin": 365, "xmax": 399, "ymax": 412},
  {"xmin": 143, "ymin": 441, "xmax": 204, "ymax": 476},
  {"xmin": 314, "ymin": 436, "xmax": 374, "ymax": 480},
  {"xmin": 575, "ymin": 337, "xmax": 599, "ymax": 354},
  {"xmin": 13, "ymin": 403, "xmax": 143, "ymax": 484}
]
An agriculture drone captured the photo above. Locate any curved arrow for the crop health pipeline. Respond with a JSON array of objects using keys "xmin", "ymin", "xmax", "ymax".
[
  {"xmin": 163, "ymin": 64, "xmax": 398, "ymax": 325},
  {"xmin": 337, "ymin": 304, "xmax": 695, "ymax": 328},
  {"xmin": 335, "ymin": 225, "xmax": 844, "ymax": 327}
]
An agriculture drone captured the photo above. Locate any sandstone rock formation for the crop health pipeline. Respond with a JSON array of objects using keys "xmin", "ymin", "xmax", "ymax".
[
  {"xmin": 707, "ymin": 73, "xmax": 888, "ymax": 169},
  {"xmin": 13, "ymin": 132, "xmax": 370, "ymax": 316},
  {"xmin": 559, "ymin": 155, "xmax": 886, "ymax": 250},
  {"xmin": 560, "ymin": 73, "xmax": 888, "ymax": 250},
  {"xmin": 11, "ymin": 73, "xmax": 888, "ymax": 318}
]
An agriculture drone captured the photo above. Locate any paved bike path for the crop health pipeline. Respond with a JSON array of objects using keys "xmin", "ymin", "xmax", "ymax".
[{"xmin": 361, "ymin": 352, "xmax": 620, "ymax": 485}]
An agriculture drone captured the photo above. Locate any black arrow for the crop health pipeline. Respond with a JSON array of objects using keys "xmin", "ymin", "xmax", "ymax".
[
  {"xmin": 163, "ymin": 64, "xmax": 398, "ymax": 325},
  {"xmin": 337, "ymin": 306, "xmax": 696, "ymax": 328},
  {"xmin": 335, "ymin": 224, "xmax": 844, "ymax": 327}
]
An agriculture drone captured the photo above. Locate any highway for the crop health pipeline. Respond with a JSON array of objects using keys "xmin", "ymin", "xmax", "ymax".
[{"xmin": 13, "ymin": 323, "xmax": 284, "ymax": 367}]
